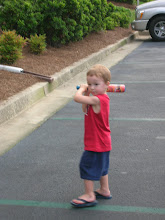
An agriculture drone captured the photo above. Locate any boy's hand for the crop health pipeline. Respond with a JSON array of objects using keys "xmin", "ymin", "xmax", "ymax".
[
  {"xmin": 79, "ymin": 84, "xmax": 90, "ymax": 96},
  {"xmin": 79, "ymin": 84, "xmax": 88, "ymax": 92}
]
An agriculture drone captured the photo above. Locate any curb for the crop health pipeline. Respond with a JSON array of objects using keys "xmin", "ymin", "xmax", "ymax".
[{"xmin": 0, "ymin": 31, "xmax": 139, "ymax": 125}]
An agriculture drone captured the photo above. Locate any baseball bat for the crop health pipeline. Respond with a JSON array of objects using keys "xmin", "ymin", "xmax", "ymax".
[
  {"xmin": 76, "ymin": 84, "xmax": 125, "ymax": 92},
  {"xmin": 0, "ymin": 64, "xmax": 54, "ymax": 83}
]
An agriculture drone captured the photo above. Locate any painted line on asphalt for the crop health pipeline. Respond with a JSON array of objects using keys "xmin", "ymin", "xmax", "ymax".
[
  {"xmin": 52, "ymin": 117, "xmax": 165, "ymax": 122},
  {"xmin": 118, "ymin": 62, "xmax": 165, "ymax": 65},
  {"xmin": 0, "ymin": 200, "xmax": 165, "ymax": 215},
  {"xmin": 156, "ymin": 136, "xmax": 165, "ymax": 140},
  {"xmin": 110, "ymin": 118, "xmax": 165, "ymax": 122},
  {"xmin": 53, "ymin": 117, "xmax": 83, "ymax": 120},
  {"xmin": 112, "ymin": 81, "xmax": 165, "ymax": 84}
]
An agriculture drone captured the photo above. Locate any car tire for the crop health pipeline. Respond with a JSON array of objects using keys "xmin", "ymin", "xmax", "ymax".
[{"xmin": 149, "ymin": 16, "xmax": 165, "ymax": 41}]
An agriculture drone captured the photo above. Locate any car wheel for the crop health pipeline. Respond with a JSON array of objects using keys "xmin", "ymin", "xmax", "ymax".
[{"xmin": 149, "ymin": 16, "xmax": 165, "ymax": 41}]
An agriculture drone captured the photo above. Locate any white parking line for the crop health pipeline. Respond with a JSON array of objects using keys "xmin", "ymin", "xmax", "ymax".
[{"xmin": 156, "ymin": 136, "xmax": 165, "ymax": 140}]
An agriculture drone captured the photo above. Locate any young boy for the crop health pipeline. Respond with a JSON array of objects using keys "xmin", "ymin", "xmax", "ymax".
[{"xmin": 71, "ymin": 64, "xmax": 112, "ymax": 208}]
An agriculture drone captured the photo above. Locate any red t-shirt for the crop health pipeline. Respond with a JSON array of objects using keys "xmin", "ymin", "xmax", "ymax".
[{"xmin": 84, "ymin": 94, "xmax": 112, "ymax": 152}]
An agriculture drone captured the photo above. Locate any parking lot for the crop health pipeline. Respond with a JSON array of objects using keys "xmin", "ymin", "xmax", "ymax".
[{"xmin": 0, "ymin": 36, "xmax": 165, "ymax": 219}]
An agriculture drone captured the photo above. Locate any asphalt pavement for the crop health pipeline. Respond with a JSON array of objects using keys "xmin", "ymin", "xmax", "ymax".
[{"xmin": 0, "ymin": 33, "xmax": 165, "ymax": 219}]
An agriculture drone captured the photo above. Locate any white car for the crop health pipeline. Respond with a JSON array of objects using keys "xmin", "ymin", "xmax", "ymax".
[{"xmin": 131, "ymin": 0, "xmax": 165, "ymax": 41}]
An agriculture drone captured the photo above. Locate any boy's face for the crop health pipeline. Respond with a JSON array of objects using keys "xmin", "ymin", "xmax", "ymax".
[{"xmin": 87, "ymin": 75, "xmax": 109, "ymax": 96}]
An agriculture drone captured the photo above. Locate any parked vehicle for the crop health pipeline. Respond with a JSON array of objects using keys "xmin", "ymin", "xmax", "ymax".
[{"xmin": 131, "ymin": 0, "xmax": 165, "ymax": 41}]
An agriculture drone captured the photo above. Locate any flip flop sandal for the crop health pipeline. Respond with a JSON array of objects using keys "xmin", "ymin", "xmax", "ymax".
[
  {"xmin": 70, "ymin": 198, "xmax": 98, "ymax": 208},
  {"xmin": 94, "ymin": 191, "xmax": 112, "ymax": 199}
]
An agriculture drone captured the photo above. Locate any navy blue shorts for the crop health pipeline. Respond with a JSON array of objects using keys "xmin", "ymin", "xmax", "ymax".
[{"xmin": 79, "ymin": 151, "xmax": 110, "ymax": 181}]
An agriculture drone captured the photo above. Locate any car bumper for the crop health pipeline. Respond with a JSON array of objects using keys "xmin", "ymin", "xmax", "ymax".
[{"xmin": 131, "ymin": 20, "xmax": 148, "ymax": 31}]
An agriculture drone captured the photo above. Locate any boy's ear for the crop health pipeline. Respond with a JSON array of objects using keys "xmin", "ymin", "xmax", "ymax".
[{"xmin": 106, "ymin": 81, "xmax": 110, "ymax": 87}]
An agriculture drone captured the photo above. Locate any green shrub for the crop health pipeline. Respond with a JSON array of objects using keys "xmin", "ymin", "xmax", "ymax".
[
  {"xmin": 115, "ymin": 7, "xmax": 131, "ymax": 28},
  {"xmin": 141, "ymin": 0, "xmax": 152, "ymax": 2},
  {"xmin": 29, "ymin": 34, "xmax": 46, "ymax": 54},
  {"xmin": 105, "ymin": 17, "xmax": 117, "ymax": 30},
  {"xmin": 0, "ymin": 0, "xmax": 42, "ymax": 38},
  {"xmin": 106, "ymin": 3, "xmax": 131, "ymax": 30},
  {"xmin": 111, "ymin": 0, "xmax": 136, "ymax": 5},
  {"xmin": 106, "ymin": 2, "xmax": 117, "ymax": 14},
  {"xmin": 0, "ymin": 0, "xmax": 134, "ymax": 47},
  {"xmin": 0, "ymin": 30, "xmax": 26, "ymax": 64}
]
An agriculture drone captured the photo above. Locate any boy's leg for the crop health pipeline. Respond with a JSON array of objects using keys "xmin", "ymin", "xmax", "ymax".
[
  {"xmin": 96, "ymin": 174, "xmax": 111, "ymax": 196},
  {"xmin": 71, "ymin": 179, "xmax": 96, "ymax": 204}
]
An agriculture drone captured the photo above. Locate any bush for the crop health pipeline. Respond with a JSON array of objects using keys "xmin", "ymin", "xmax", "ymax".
[
  {"xmin": 111, "ymin": 0, "xmax": 136, "ymax": 5},
  {"xmin": 105, "ymin": 17, "xmax": 117, "ymax": 30},
  {"xmin": 0, "ymin": 0, "xmax": 133, "ymax": 47},
  {"xmin": 0, "ymin": 0, "xmax": 42, "ymax": 38},
  {"xmin": 29, "ymin": 34, "xmax": 46, "ymax": 54},
  {"xmin": 0, "ymin": 30, "xmax": 26, "ymax": 64},
  {"xmin": 35, "ymin": 0, "xmax": 108, "ymax": 46},
  {"xmin": 112, "ymin": 7, "xmax": 131, "ymax": 28},
  {"xmin": 141, "ymin": 0, "xmax": 152, "ymax": 2},
  {"xmin": 105, "ymin": 3, "xmax": 131, "ymax": 30}
]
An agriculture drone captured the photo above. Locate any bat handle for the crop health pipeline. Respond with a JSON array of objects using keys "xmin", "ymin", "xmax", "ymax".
[{"xmin": 76, "ymin": 85, "xmax": 81, "ymax": 90}]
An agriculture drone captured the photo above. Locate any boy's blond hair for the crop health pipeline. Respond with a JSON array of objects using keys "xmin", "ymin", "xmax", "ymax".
[{"xmin": 87, "ymin": 64, "xmax": 111, "ymax": 83}]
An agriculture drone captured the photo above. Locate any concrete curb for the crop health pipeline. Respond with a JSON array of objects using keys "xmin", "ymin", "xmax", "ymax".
[{"xmin": 0, "ymin": 31, "xmax": 139, "ymax": 125}]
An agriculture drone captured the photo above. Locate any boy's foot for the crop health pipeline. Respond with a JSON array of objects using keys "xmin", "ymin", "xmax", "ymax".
[
  {"xmin": 94, "ymin": 191, "xmax": 112, "ymax": 199},
  {"xmin": 71, "ymin": 193, "xmax": 97, "ymax": 208},
  {"xmin": 70, "ymin": 198, "xmax": 98, "ymax": 208}
]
